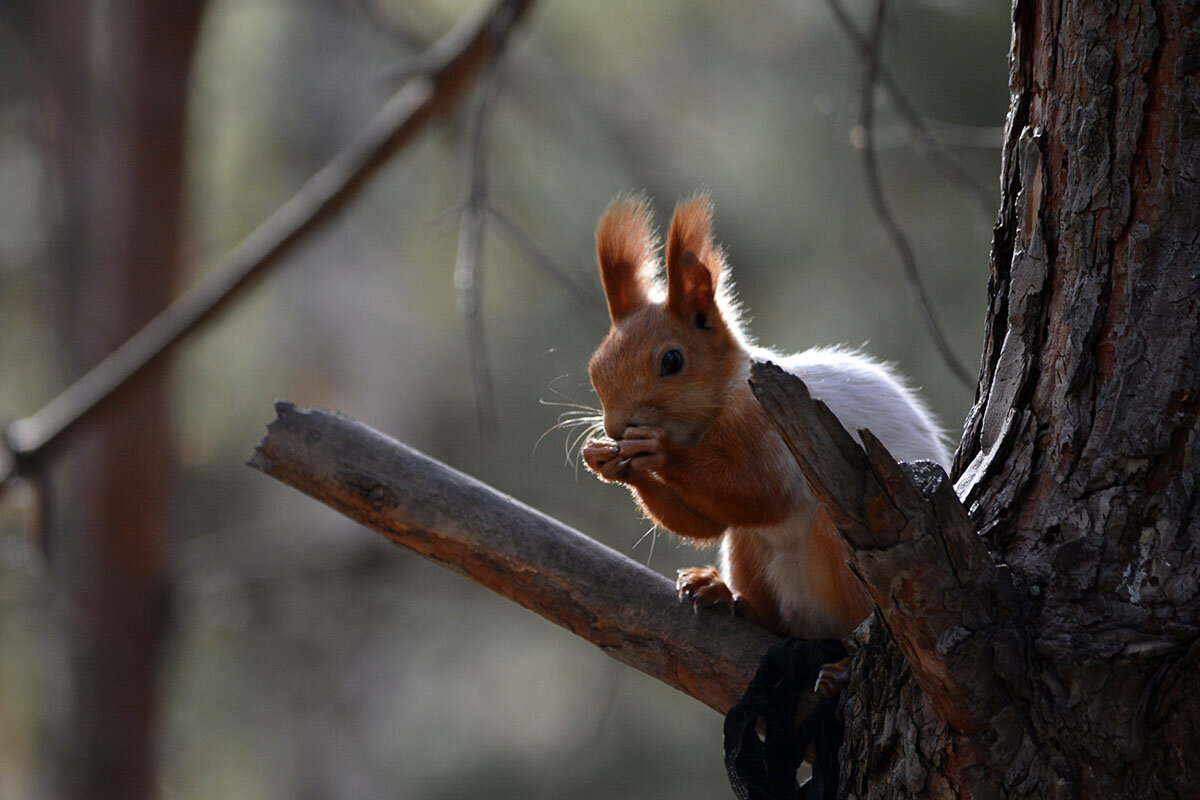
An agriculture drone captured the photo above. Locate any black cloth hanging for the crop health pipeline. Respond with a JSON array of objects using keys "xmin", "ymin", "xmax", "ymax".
[{"xmin": 723, "ymin": 638, "xmax": 847, "ymax": 800}]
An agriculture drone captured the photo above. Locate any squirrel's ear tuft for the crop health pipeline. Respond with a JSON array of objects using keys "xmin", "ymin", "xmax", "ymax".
[
  {"xmin": 666, "ymin": 192, "xmax": 724, "ymax": 319},
  {"xmin": 596, "ymin": 195, "xmax": 657, "ymax": 322}
]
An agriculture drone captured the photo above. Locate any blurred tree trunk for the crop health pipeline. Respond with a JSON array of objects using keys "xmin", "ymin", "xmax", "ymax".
[
  {"xmin": 839, "ymin": 0, "xmax": 1200, "ymax": 797},
  {"xmin": 36, "ymin": 1, "xmax": 206, "ymax": 798}
]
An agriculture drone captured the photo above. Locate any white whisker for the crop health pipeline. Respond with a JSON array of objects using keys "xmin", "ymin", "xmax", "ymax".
[
  {"xmin": 540, "ymin": 398, "xmax": 603, "ymax": 413},
  {"xmin": 566, "ymin": 421, "xmax": 603, "ymax": 468},
  {"xmin": 534, "ymin": 378, "xmax": 604, "ymax": 460},
  {"xmin": 633, "ymin": 522, "xmax": 655, "ymax": 547}
]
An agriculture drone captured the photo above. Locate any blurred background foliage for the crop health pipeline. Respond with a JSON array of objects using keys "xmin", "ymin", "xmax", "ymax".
[{"xmin": 0, "ymin": 0, "xmax": 1007, "ymax": 797}]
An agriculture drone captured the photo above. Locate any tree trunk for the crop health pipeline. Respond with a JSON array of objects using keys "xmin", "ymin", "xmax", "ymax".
[
  {"xmin": 36, "ymin": 2, "xmax": 206, "ymax": 798},
  {"xmin": 840, "ymin": 0, "xmax": 1200, "ymax": 796}
]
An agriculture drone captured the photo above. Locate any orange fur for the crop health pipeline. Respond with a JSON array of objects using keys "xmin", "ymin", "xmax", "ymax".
[
  {"xmin": 665, "ymin": 192, "xmax": 725, "ymax": 280},
  {"xmin": 595, "ymin": 196, "xmax": 658, "ymax": 321},
  {"xmin": 722, "ymin": 531, "xmax": 784, "ymax": 634},
  {"xmin": 583, "ymin": 193, "xmax": 876, "ymax": 642},
  {"xmin": 805, "ymin": 510, "xmax": 873, "ymax": 632}
]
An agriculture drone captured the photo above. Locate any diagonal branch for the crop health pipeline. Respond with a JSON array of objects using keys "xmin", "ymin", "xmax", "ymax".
[
  {"xmin": 822, "ymin": 0, "xmax": 996, "ymax": 212},
  {"xmin": 0, "ymin": 0, "xmax": 537, "ymax": 488},
  {"xmin": 248, "ymin": 401, "xmax": 783, "ymax": 715},
  {"xmin": 849, "ymin": 0, "xmax": 976, "ymax": 390},
  {"xmin": 485, "ymin": 203, "xmax": 607, "ymax": 327},
  {"xmin": 749, "ymin": 361, "xmax": 1024, "ymax": 733},
  {"xmin": 454, "ymin": 42, "xmax": 506, "ymax": 432}
]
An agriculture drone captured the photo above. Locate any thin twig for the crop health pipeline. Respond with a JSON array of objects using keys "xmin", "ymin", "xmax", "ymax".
[
  {"xmin": 823, "ymin": 0, "xmax": 995, "ymax": 213},
  {"xmin": 0, "ymin": 0, "xmax": 536, "ymax": 489},
  {"xmin": 485, "ymin": 202, "xmax": 607, "ymax": 327},
  {"xmin": 873, "ymin": 118, "xmax": 1005, "ymax": 151},
  {"xmin": 454, "ymin": 49, "xmax": 505, "ymax": 432},
  {"xmin": 852, "ymin": 0, "xmax": 975, "ymax": 390}
]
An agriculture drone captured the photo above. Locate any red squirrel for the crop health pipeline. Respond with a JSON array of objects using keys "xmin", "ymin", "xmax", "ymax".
[{"xmin": 582, "ymin": 193, "xmax": 949, "ymax": 644}]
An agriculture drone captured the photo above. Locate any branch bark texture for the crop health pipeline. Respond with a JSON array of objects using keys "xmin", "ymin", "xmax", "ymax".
[
  {"xmin": 750, "ymin": 363, "xmax": 1036, "ymax": 796},
  {"xmin": 799, "ymin": 0, "xmax": 1200, "ymax": 796},
  {"xmin": 249, "ymin": 402, "xmax": 781, "ymax": 715},
  {"xmin": 750, "ymin": 363, "xmax": 1019, "ymax": 737},
  {"xmin": 953, "ymin": 1, "xmax": 1200, "ymax": 796}
]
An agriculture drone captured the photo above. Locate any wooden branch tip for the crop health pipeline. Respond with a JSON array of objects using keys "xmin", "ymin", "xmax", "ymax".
[{"xmin": 249, "ymin": 401, "xmax": 782, "ymax": 715}]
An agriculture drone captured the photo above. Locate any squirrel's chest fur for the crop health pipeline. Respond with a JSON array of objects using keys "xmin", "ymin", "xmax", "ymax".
[
  {"xmin": 705, "ymin": 350, "xmax": 944, "ymax": 640},
  {"xmin": 720, "ymin": 483, "xmax": 872, "ymax": 640}
]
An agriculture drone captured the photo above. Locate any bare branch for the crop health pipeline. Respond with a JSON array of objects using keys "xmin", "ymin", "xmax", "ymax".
[
  {"xmin": 823, "ymin": 0, "xmax": 996, "ymax": 212},
  {"xmin": 873, "ymin": 118, "xmax": 1005, "ymax": 152},
  {"xmin": 845, "ymin": 0, "xmax": 976, "ymax": 390},
  {"xmin": 454, "ymin": 46, "xmax": 506, "ymax": 432},
  {"xmin": 749, "ymin": 361, "xmax": 1021, "ymax": 734},
  {"xmin": 486, "ymin": 203, "xmax": 608, "ymax": 327},
  {"xmin": 248, "ymin": 401, "xmax": 784, "ymax": 715},
  {"xmin": 0, "ymin": 0, "xmax": 537, "ymax": 489}
]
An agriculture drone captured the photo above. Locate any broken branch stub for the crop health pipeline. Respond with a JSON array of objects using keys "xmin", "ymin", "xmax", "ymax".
[{"xmin": 748, "ymin": 361, "xmax": 1021, "ymax": 734}]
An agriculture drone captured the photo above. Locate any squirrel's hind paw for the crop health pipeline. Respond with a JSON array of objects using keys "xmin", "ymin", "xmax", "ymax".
[{"xmin": 676, "ymin": 566, "xmax": 737, "ymax": 615}]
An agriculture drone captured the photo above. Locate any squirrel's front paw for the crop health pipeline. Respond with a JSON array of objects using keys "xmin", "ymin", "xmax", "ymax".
[
  {"xmin": 582, "ymin": 439, "xmax": 632, "ymax": 483},
  {"xmin": 583, "ymin": 429, "xmax": 668, "ymax": 482},
  {"xmin": 617, "ymin": 426, "xmax": 667, "ymax": 472},
  {"xmin": 676, "ymin": 566, "xmax": 738, "ymax": 615}
]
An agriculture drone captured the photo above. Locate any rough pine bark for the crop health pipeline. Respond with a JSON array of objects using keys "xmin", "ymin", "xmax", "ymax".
[{"xmin": 839, "ymin": 0, "xmax": 1200, "ymax": 797}]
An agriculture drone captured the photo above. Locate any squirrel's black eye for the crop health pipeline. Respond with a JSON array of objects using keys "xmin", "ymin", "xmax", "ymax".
[{"xmin": 660, "ymin": 348, "xmax": 684, "ymax": 377}]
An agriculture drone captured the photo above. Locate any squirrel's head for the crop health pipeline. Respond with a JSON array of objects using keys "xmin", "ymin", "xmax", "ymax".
[{"xmin": 588, "ymin": 193, "xmax": 747, "ymax": 447}]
